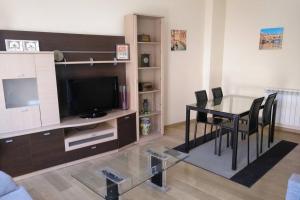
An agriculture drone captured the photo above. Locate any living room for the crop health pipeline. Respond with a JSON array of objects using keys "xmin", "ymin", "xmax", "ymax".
[{"xmin": 0, "ymin": 0, "xmax": 300, "ymax": 200}]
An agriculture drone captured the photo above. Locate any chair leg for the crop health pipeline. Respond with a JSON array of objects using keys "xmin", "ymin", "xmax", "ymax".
[
  {"xmin": 204, "ymin": 123, "xmax": 207, "ymax": 142},
  {"xmin": 214, "ymin": 127, "xmax": 219, "ymax": 155},
  {"xmin": 268, "ymin": 124, "xmax": 271, "ymax": 148},
  {"xmin": 256, "ymin": 131, "xmax": 259, "ymax": 159},
  {"xmin": 218, "ymin": 129, "xmax": 223, "ymax": 156},
  {"xmin": 210, "ymin": 125, "xmax": 213, "ymax": 140},
  {"xmin": 193, "ymin": 121, "xmax": 198, "ymax": 147},
  {"xmin": 260, "ymin": 126, "xmax": 264, "ymax": 153},
  {"xmin": 226, "ymin": 130, "xmax": 229, "ymax": 147},
  {"xmin": 247, "ymin": 133, "xmax": 250, "ymax": 165}
]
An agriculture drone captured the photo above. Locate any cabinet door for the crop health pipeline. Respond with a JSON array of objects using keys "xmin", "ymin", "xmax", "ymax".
[
  {"xmin": 31, "ymin": 129, "xmax": 65, "ymax": 170},
  {"xmin": 0, "ymin": 135, "xmax": 32, "ymax": 177},
  {"xmin": 35, "ymin": 54, "xmax": 60, "ymax": 126},
  {"xmin": 0, "ymin": 54, "xmax": 36, "ymax": 79},
  {"xmin": 117, "ymin": 113, "xmax": 137, "ymax": 148},
  {"xmin": 0, "ymin": 106, "xmax": 41, "ymax": 133}
]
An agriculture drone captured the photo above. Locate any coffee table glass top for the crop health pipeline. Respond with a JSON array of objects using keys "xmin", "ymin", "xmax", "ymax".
[{"xmin": 72, "ymin": 143, "xmax": 188, "ymax": 199}]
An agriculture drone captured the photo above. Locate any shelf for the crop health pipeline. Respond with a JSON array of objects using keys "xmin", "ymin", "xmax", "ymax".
[
  {"xmin": 139, "ymin": 111, "xmax": 161, "ymax": 118},
  {"xmin": 138, "ymin": 42, "xmax": 160, "ymax": 45},
  {"xmin": 139, "ymin": 89, "xmax": 161, "ymax": 94},
  {"xmin": 55, "ymin": 60, "xmax": 130, "ymax": 65},
  {"xmin": 138, "ymin": 67, "xmax": 161, "ymax": 70},
  {"xmin": 64, "ymin": 122, "xmax": 117, "ymax": 151}
]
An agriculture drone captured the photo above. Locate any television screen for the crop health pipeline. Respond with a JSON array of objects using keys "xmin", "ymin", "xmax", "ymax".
[{"xmin": 68, "ymin": 77, "xmax": 119, "ymax": 115}]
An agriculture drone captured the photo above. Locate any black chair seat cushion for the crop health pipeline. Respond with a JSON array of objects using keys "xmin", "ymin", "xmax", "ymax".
[
  {"xmin": 239, "ymin": 116, "xmax": 270, "ymax": 126},
  {"xmin": 221, "ymin": 120, "xmax": 249, "ymax": 133}
]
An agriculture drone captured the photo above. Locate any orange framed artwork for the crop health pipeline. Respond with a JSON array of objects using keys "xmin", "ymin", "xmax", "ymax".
[{"xmin": 171, "ymin": 30, "xmax": 187, "ymax": 51}]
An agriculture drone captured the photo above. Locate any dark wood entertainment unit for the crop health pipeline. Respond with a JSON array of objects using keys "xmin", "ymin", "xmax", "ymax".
[
  {"xmin": 0, "ymin": 30, "xmax": 138, "ymax": 177},
  {"xmin": 0, "ymin": 110, "xmax": 137, "ymax": 177}
]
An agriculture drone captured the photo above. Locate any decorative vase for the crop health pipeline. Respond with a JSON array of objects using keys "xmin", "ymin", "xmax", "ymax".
[
  {"xmin": 140, "ymin": 117, "xmax": 151, "ymax": 136},
  {"xmin": 142, "ymin": 99, "xmax": 150, "ymax": 114}
]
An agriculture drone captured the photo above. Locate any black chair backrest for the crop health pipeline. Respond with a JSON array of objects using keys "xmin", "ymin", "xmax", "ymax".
[
  {"xmin": 262, "ymin": 93, "xmax": 277, "ymax": 125},
  {"xmin": 212, "ymin": 87, "xmax": 223, "ymax": 99},
  {"xmin": 195, "ymin": 90, "xmax": 208, "ymax": 122},
  {"xmin": 248, "ymin": 97, "xmax": 265, "ymax": 134}
]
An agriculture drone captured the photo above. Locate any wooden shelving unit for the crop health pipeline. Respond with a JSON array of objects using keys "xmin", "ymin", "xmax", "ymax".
[{"xmin": 125, "ymin": 14, "xmax": 164, "ymax": 142}]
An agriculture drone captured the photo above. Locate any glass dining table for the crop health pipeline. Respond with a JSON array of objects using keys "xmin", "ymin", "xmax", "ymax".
[{"xmin": 184, "ymin": 95, "xmax": 277, "ymax": 170}]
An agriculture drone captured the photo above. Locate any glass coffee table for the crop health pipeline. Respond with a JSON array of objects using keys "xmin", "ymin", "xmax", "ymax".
[{"xmin": 72, "ymin": 143, "xmax": 188, "ymax": 200}]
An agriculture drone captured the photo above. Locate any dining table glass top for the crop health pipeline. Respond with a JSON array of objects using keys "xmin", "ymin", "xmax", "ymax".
[
  {"xmin": 188, "ymin": 95, "xmax": 264, "ymax": 116},
  {"xmin": 72, "ymin": 143, "xmax": 188, "ymax": 199}
]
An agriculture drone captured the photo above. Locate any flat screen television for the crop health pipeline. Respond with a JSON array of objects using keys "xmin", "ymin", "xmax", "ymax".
[{"xmin": 68, "ymin": 76, "xmax": 119, "ymax": 118}]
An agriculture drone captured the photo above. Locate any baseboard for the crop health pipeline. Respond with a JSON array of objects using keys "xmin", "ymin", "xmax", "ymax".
[
  {"xmin": 275, "ymin": 126, "xmax": 300, "ymax": 134},
  {"xmin": 165, "ymin": 119, "xmax": 196, "ymax": 129},
  {"xmin": 165, "ymin": 120, "xmax": 300, "ymax": 135}
]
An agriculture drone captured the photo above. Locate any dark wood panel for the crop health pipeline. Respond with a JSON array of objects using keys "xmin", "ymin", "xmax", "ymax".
[
  {"xmin": 118, "ymin": 113, "xmax": 137, "ymax": 148},
  {"xmin": 30, "ymin": 129, "xmax": 66, "ymax": 171},
  {"xmin": 0, "ymin": 30, "xmax": 124, "ymax": 52},
  {"xmin": 0, "ymin": 135, "xmax": 33, "ymax": 177},
  {"xmin": 0, "ymin": 30, "xmax": 126, "ymax": 83},
  {"xmin": 0, "ymin": 30, "xmax": 127, "ymax": 117}
]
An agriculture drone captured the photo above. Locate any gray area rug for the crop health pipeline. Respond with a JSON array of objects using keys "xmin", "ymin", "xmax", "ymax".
[{"xmin": 184, "ymin": 134, "xmax": 279, "ymax": 178}]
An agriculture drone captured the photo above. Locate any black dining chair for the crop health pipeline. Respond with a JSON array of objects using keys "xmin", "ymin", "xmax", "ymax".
[
  {"xmin": 217, "ymin": 97, "xmax": 264, "ymax": 165},
  {"xmin": 194, "ymin": 90, "xmax": 224, "ymax": 153},
  {"xmin": 240, "ymin": 93, "xmax": 277, "ymax": 152},
  {"xmin": 211, "ymin": 87, "xmax": 223, "ymax": 99},
  {"xmin": 259, "ymin": 93, "xmax": 277, "ymax": 152}
]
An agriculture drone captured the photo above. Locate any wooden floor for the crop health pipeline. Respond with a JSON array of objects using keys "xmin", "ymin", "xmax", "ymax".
[{"xmin": 17, "ymin": 123, "xmax": 300, "ymax": 200}]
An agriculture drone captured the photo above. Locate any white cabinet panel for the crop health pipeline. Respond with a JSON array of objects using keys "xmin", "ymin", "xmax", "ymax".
[
  {"xmin": 0, "ymin": 54, "xmax": 36, "ymax": 79},
  {"xmin": 0, "ymin": 106, "xmax": 41, "ymax": 133},
  {"xmin": 0, "ymin": 78, "xmax": 5, "ymax": 110},
  {"xmin": 35, "ymin": 54, "xmax": 60, "ymax": 126}
]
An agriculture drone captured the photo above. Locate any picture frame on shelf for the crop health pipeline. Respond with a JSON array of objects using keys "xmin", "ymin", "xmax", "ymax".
[
  {"xmin": 23, "ymin": 40, "xmax": 40, "ymax": 52},
  {"xmin": 116, "ymin": 44, "xmax": 130, "ymax": 60},
  {"xmin": 5, "ymin": 39, "xmax": 40, "ymax": 52},
  {"xmin": 5, "ymin": 39, "xmax": 23, "ymax": 52}
]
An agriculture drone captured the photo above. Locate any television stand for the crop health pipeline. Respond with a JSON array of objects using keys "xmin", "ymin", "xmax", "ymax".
[{"xmin": 80, "ymin": 110, "xmax": 107, "ymax": 118}]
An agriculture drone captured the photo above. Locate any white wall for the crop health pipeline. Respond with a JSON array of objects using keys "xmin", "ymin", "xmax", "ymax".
[
  {"xmin": 0, "ymin": 0, "xmax": 205, "ymax": 125},
  {"xmin": 222, "ymin": 0, "xmax": 300, "ymax": 97}
]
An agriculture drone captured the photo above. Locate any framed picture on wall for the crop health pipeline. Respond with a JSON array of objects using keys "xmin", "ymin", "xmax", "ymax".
[
  {"xmin": 116, "ymin": 44, "xmax": 130, "ymax": 60},
  {"xmin": 259, "ymin": 27, "xmax": 284, "ymax": 50},
  {"xmin": 171, "ymin": 30, "xmax": 187, "ymax": 51}
]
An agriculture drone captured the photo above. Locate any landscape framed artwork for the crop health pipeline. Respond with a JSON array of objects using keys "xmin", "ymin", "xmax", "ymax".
[
  {"xmin": 171, "ymin": 30, "xmax": 187, "ymax": 51},
  {"xmin": 259, "ymin": 27, "xmax": 284, "ymax": 50}
]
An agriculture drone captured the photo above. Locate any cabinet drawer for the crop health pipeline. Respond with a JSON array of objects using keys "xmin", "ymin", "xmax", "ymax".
[
  {"xmin": 0, "ymin": 135, "xmax": 32, "ymax": 177},
  {"xmin": 0, "ymin": 54, "xmax": 36, "ymax": 79},
  {"xmin": 31, "ymin": 129, "xmax": 65, "ymax": 170},
  {"xmin": 65, "ymin": 139, "xmax": 118, "ymax": 162},
  {"xmin": 118, "ymin": 113, "xmax": 137, "ymax": 148}
]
